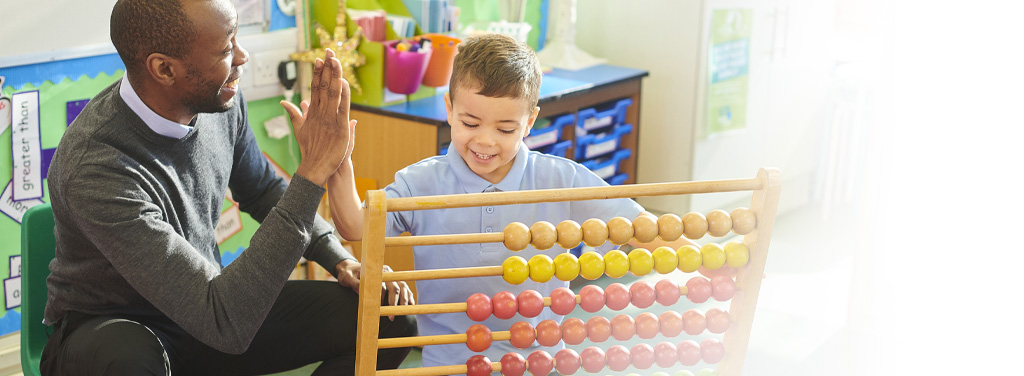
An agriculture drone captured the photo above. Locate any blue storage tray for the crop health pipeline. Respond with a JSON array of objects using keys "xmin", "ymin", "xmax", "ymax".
[
  {"xmin": 606, "ymin": 173, "xmax": 629, "ymax": 186},
  {"xmin": 538, "ymin": 140, "xmax": 572, "ymax": 158},
  {"xmin": 575, "ymin": 123, "xmax": 633, "ymax": 160},
  {"xmin": 525, "ymin": 113, "xmax": 574, "ymax": 150},
  {"xmin": 581, "ymin": 149, "xmax": 632, "ymax": 180},
  {"xmin": 576, "ymin": 98, "xmax": 633, "ymax": 134}
]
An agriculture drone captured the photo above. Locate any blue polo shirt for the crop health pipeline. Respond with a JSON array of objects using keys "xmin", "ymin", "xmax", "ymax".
[{"xmin": 383, "ymin": 142, "xmax": 644, "ymax": 367}]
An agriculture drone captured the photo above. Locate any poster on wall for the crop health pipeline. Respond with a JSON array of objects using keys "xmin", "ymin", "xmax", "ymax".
[{"xmin": 706, "ymin": 9, "xmax": 753, "ymax": 136}]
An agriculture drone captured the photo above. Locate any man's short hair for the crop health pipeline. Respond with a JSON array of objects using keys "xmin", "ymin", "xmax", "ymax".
[
  {"xmin": 449, "ymin": 34, "xmax": 542, "ymax": 108},
  {"xmin": 110, "ymin": 0, "xmax": 198, "ymax": 74}
]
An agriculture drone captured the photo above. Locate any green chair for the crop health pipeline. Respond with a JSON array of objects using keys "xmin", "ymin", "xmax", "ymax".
[{"xmin": 20, "ymin": 203, "xmax": 54, "ymax": 376}]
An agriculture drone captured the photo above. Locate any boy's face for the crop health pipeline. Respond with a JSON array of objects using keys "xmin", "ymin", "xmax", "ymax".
[{"xmin": 446, "ymin": 87, "xmax": 540, "ymax": 184}]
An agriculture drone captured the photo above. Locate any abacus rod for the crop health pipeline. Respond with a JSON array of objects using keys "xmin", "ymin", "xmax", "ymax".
[
  {"xmin": 376, "ymin": 362, "xmax": 502, "ymax": 376},
  {"xmin": 385, "ymin": 178, "xmax": 763, "ymax": 212},
  {"xmin": 377, "ymin": 331, "xmax": 511, "ymax": 349},
  {"xmin": 382, "ymin": 266, "xmax": 503, "ymax": 282},
  {"xmin": 384, "ymin": 232, "xmax": 504, "ymax": 247}
]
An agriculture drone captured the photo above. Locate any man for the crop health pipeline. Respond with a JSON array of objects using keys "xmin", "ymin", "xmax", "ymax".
[{"xmin": 40, "ymin": 0, "xmax": 415, "ymax": 374}]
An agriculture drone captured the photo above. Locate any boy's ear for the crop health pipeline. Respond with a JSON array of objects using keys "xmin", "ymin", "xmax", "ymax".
[
  {"xmin": 444, "ymin": 92, "xmax": 455, "ymax": 125},
  {"xmin": 523, "ymin": 106, "xmax": 540, "ymax": 137}
]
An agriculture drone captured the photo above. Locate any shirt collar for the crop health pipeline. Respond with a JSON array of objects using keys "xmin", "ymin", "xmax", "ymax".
[
  {"xmin": 119, "ymin": 76, "xmax": 193, "ymax": 139},
  {"xmin": 446, "ymin": 141, "xmax": 530, "ymax": 193}
]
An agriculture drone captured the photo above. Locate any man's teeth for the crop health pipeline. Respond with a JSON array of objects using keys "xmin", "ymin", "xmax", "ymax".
[
  {"xmin": 475, "ymin": 152, "xmax": 493, "ymax": 160},
  {"xmin": 226, "ymin": 79, "xmax": 239, "ymax": 89}
]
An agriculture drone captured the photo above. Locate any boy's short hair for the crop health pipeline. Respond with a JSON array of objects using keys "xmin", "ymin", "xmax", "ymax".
[{"xmin": 449, "ymin": 34, "xmax": 542, "ymax": 109}]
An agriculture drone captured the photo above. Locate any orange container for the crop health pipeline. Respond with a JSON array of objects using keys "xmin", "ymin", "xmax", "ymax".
[{"xmin": 419, "ymin": 34, "xmax": 461, "ymax": 87}]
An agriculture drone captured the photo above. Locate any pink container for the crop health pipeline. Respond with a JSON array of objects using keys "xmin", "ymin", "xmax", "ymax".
[{"xmin": 385, "ymin": 40, "xmax": 432, "ymax": 94}]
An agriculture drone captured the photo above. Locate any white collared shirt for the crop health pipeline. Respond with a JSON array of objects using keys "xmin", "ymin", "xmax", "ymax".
[{"xmin": 119, "ymin": 76, "xmax": 193, "ymax": 139}]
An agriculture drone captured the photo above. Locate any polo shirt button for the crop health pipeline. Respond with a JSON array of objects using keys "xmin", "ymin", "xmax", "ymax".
[
  {"xmin": 485, "ymin": 227, "xmax": 493, "ymax": 233},
  {"xmin": 486, "ymin": 207, "xmax": 494, "ymax": 214}
]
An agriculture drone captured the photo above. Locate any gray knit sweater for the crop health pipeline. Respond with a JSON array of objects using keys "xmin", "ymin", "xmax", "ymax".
[{"xmin": 44, "ymin": 80, "xmax": 353, "ymax": 354}]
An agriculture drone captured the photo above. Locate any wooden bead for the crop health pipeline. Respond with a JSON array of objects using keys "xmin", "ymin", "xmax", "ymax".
[
  {"xmin": 657, "ymin": 213, "xmax": 683, "ymax": 241},
  {"xmin": 607, "ymin": 217, "xmax": 634, "ymax": 245},
  {"xmin": 530, "ymin": 221, "xmax": 557, "ymax": 250},
  {"xmin": 503, "ymin": 222, "xmax": 531, "ymax": 251},
  {"xmin": 633, "ymin": 214, "xmax": 658, "ymax": 243},
  {"xmin": 681, "ymin": 212, "xmax": 708, "ymax": 240},
  {"xmin": 556, "ymin": 220, "xmax": 583, "ymax": 249},
  {"xmin": 731, "ymin": 207, "xmax": 757, "ymax": 235},
  {"xmin": 705, "ymin": 209, "xmax": 732, "ymax": 237},
  {"xmin": 581, "ymin": 218, "xmax": 608, "ymax": 247}
]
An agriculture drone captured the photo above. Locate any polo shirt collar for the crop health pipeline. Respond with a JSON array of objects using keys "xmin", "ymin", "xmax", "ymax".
[
  {"xmin": 446, "ymin": 142, "xmax": 530, "ymax": 193},
  {"xmin": 119, "ymin": 76, "xmax": 194, "ymax": 139}
]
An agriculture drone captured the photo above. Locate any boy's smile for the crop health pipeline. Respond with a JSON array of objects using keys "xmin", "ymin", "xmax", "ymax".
[{"xmin": 446, "ymin": 88, "xmax": 539, "ymax": 184}]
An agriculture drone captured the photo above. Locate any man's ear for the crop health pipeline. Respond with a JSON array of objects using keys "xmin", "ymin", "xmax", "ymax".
[{"xmin": 146, "ymin": 53, "xmax": 180, "ymax": 87}]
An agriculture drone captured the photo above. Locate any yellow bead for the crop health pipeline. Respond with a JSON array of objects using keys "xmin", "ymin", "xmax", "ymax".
[
  {"xmin": 604, "ymin": 249, "xmax": 630, "ymax": 278},
  {"xmin": 528, "ymin": 254, "xmax": 555, "ymax": 283},
  {"xmin": 706, "ymin": 209, "xmax": 732, "ymax": 237},
  {"xmin": 503, "ymin": 222, "xmax": 531, "ymax": 251},
  {"xmin": 700, "ymin": 243, "xmax": 726, "ymax": 270},
  {"xmin": 724, "ymin": 241, "xmax": 750, "ymax": 268},
  {"xmin": 677, "ymin": 245, "xmax": 702, "ymax": 273},
  {"xmin": 581, "ymin": 218, "xmax": 608, "ymax": 247},
  {"xmin": 657, "ymin": 213, "xmax": 683, "ymax": 241},
  {"xmin": 682, "ymin": 212, "xmax": 708, "ymax": 240},
  {"xmin": 530, "ymin": 221, "xmax": 557, "ymax": 250},
  {"xmin": 578, "ymin": 252, "xmax": 605, "ymax": 280},
  {"xmin": 556, "ymin": 220, "xmax": 583, "ymax": 249},
  {"xmin": 607, "ymin": 217, "xmax": 634, "ymax": 245},
  {"xmin": 502, "ymin": 256, "xmax": 529, "ymax": 284},
  {"xmin": 652, "ymin": 246, "xmax": 679, "ymax": 274},
  {"xmin": 628, "ymin": 248, "xmax": 654, "ymax": 276},
  {"xmin": 633, "ymin": 214, "xmax": 658, "ymax": 243},
  {"xmin": 730, "ymin": 207, "xmax": 757, "ymax": 235},
  {"xmin": 553, "ymin": 252, "xmax": 580, "ymax": 281}
]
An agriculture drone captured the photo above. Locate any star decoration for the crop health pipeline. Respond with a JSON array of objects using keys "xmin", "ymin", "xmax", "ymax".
[{"xmin": 290, "ymin": 0, "xmax": 366, "ymax": 94}]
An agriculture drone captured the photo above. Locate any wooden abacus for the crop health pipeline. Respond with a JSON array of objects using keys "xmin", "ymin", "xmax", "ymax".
[{"xmin": 354, "ymin": 169, "xmax": 781, "ymax": 376}]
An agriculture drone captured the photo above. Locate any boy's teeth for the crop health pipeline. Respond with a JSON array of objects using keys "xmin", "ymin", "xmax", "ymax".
[{"xmin": 475, "ymin": 152, "xmax": 493, "ymax": 160}]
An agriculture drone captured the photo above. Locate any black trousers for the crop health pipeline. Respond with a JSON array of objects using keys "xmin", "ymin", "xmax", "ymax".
[{"xmin": 40, "ymin": 280, "xmax": 417, "ymax": 375}]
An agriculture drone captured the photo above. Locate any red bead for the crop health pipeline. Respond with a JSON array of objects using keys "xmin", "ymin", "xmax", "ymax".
[
  {"xmin": 605, "ymin": 345, "xmax": 631, "ymax": 372},
  {"xmin": 527, "ymin": 350, "xmax": 553, "ymax": 376},
  {"xmin": 635, "ymin": 312, "xmax": 660, "ymax": 339},
  {"xmin": 586, "ymin": 316, "xmax": 611, "ymax": 343},
  {"xmin": 493, "ymin": 291, "xmax": 519, "ymax": 320},
  {"xmin": 682, "ymin": 309, "xmax": 707, "ymax": 336},
  {"xmin": 630, "ymin": 281, "xmax": 656, "ymax": 309},
  {"xmin": 509, "ymin": 321, "xmax": 536, "ymax": 349},
  {"xmin": 466, "ymin": 324, "xmax": 493, "ymax": 352},
  {"xmin": 549, "ymin": 287, "xmax": 577, "ymax": 315},
  {"xmin": 554, "ymin": 348, "xmax": 581, "ymax": 375},
  {"xmin": 654, "ymin": 341, "xmax": 678, "ymax": 368},
  {"xmin": 676, "ymin": 340, "xmax": 702, "ymax": 366},
  {"xmin": 579, "ymin": 284, "xmax": 606, "ymax": 313},
  {"xmin": 466, "ymin": 354, "xmax": 492, "ymax": 376},
  {"xmin": 711, "ymin": 275, "xmax": 736, "ymax": 301},
  {"xmin": 701, "ymin": 337, "xmax": 726, "ymax": 364},
  {"xmin": 561, "ymin": 317, "xmax": 587, "ymax": 346},
  {"xmin": 466, "ymin": 293, "xmax": 492, "ymax": 322},
  {"xmin": 655, "ymin": 279, "xmax": 681, "ymax": 306},
  {"xmin": 610, "ymin": 314, "xmax": 636, "ymax": 341},
  {"xmin": 630, "ymin": 343, "xmax": 655, "ymax": 370},
  {"xmin": 706, "ymin": 307, "xmax": 730, "ymax": 334},
  {"xmin": 517, "ymin": 290, "xmax": 545, "ymax": 318},
  {"xmin": 580, "ymin": 346, "xmax": 607, "ymax": 373},
  {"xmin": 500, "ymin": 352, "xmax": 527, "ymax": 376},
  {"xmin": 535, "ymin": 319, "xmax": 562, "ymax": 347},
  {"xmin": 604, "ymin": 282, "xmax": 631, "ymax": 311},
  {"xmin": 659, "ymin": 311, "xmax": 684, "ymax": 337},
  {"xmin": 685, "ymin": 276, "xmax": 713, "ymax": 303}
]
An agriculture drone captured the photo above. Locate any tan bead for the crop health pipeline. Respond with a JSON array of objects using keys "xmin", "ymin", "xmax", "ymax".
[
  {"xmin": 503, "ymin": 222, "xmax": 531, "ymax": 251},
  {"xmin": 581, "ymin": 218, "xmax": 609, "ymax": 247},
  {"xmin": 657, "ymin": 213, "xmax": 683, "ymax": 241},
  {"xmin": 682, "ymin": 212, "xmax": 708, "ymax": 240},
  {"xmin": 556, "ymin": 220, "xmax": 583, "ymax": 249},
  {"xmin": 633, "ymin": 213, "xmax": 658, "ymax": 243},
  {"xmin": 607, "ymin": 217, "xmax": 634, "ymax": 245},
  {"xmin": 530, "ymin": 221, "xmax": 557, "ymax": 250},
  {"xmin": 706, "ymin": 209, "xmax": 733, "ymax": 237},
  {"xmin": 731, "ymin": 207, "xmax": 757, "ymax": 235}
]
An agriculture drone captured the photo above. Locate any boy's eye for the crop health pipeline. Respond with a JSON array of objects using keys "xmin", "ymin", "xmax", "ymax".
[
  {"xmin": 499, "ymin": 129, "xmax": 516, "ymax": 134},
  {"xmin": 462, "ymin": 122, "xmax": 478, "ymax": 128}
]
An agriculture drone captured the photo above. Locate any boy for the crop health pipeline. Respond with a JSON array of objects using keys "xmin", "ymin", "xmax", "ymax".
[{"xmin": 329, "ymin": 34, "xmax": 692, "ymax": 367}]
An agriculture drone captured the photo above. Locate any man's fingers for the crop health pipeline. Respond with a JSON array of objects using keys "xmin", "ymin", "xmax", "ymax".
[
  {"xmin": 280, "ymin": 100, "xmax": 302, "ymax": 130},
  {"xmin": 310, "ymin": 58, "xmax": 324, "ymax": 105},
  {"xmin": 300, "ymin": 100, "xmax": 310, "ymax": 113},
  {"xmin": 314, "ymin": 53, "xmax": 333, "ymax": 110}
]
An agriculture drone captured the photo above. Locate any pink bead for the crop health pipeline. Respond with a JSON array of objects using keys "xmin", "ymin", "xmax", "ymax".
[
  {"xmin": 682, "ymin": 309, "xmax": 707, "ymax": 336},
  {"xmin": 604, "ymin": 283, "xmax": 631, "ymax": 311},
  {"xmin": 500, "ymin": 352, "xmax": 527, "ymax": 376},
  {"xmin": 554, "ymin": 348, "xmax": 581, "ymax": 375},
  {"xmin": 580, "ymin": 346, "xmax": 607, "ymax": 373},
  {"xmin": 466, "ymin": 293, "xmax": 492, "ymax": 322},
  {"xmin": 536, "ymin": 320, "xmax": 561, "ymax": 347},
  {"xmin": 466, "ymin": 355, "xmax": 492, "ymax": 376},
  {"xmin": 527, "ymin": 350, "xmax": 553, "ymax": 376},
  {"xmin": 706, "ymin": 307, "xmax": 731, "ymax": 334},
  {"xmin": 561, "ymin": 318, "xmax": 588, "ymax": 346},
  {"xmin": 685, "ymin": 276, "xmax": 712, "ymax": 303},
  {"xmin": 630, "ymin": 343, "xmax": 655, "ymax": 370},
  {"xmin": 654, "ymin": 341, "xmax": 679, "ymax": 368},
  {"xmin": 635, "ymin": 312, "xmax": 660, "ymax": 339},
  {"xmin": 711, "ymin": 275, "xmax": 737, "ymax": 301},
  {"xmin": 676, "ymin": 340, "xmax": 702, "ymax": 366},
  {"xmin": 655, "ymin": 279, "xmax": 681, "ymax": 306},
  {"xmin": 517, "ymin": 290, "xmax": 545, "ymax": 318},
  {"xmin": 630, "ymin": 281, "xmax": 656, "ymax": 309},
  {"xmin": 701, "ymin": 337, "xmax": 726, "ymax": 364},
  {"xmin": 549, "ymin": 287, "xmax": 577, "ymax": 315},
  {"xmin": 586, "ymin": 316, "xmax": 611, "ymax": 343},
  {"xmin": 579, "ymin": 285, "xmax": 606, "ymax": 313},
  {"xmin": 493, "ymin": 291, "xmax": 519, "ymax": 320},
  {"xmin": 658, "ymin": 311, "xmax": 684, "ymax": 337},
  {"xmin": 509, "ymin": 321, "xmax": 537, "ymax": 349},
  {"xmin": 610, "ymin": 314, "xmax": 636, "ymax": 341},
  {"xmin": 605, "ymin": 345, "xmax": 631, "ymax": 372}
]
